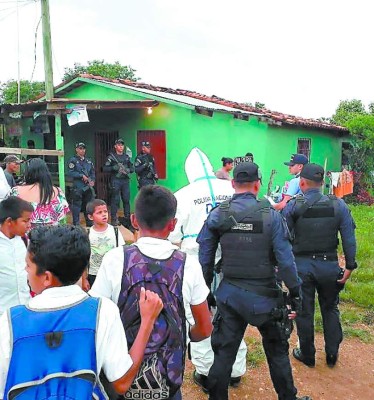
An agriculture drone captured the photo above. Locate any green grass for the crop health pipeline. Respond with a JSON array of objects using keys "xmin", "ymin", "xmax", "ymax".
[
  {"xmin": 339, "ymin": 205, "xmax": 374, "ymax": 309},
  {"xmin": 315, "ymin": 302, "xmax": 373, "ymax": 342},
  {"xmin": 313, "ymin": 205, "xmax": 374, "ymax": 342},
  {"xmin": 244, "ymin": 336, "xmax": 266, "ymax": 368}
]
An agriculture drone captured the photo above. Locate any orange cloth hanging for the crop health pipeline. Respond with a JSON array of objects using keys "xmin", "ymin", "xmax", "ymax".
[{"xmin": 333, "ymin": 170, "xmax": 353, "ymax": 198}]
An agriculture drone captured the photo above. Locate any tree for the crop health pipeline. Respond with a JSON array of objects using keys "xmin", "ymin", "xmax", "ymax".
[
  {"xmin": 345, "ymin": 114, "xmax": 374, "ymax": 180},
  {"xmin": 330, "ymin": 99, "xmax": 374, "ymax": 204},
  {"xmin": 63, "ymin": 59, "xmax": 140, "ymax": 82},
  {"xmin": 331, "ymin": 99, "xmax": 366, "ymax": 126},
  {"xmin": 0, "ymin": 80, "xmax": 45, "ymax": 104}
]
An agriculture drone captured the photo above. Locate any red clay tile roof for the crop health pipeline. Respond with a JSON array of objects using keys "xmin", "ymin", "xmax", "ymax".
[{"xmin": 56, "ymin": 74, "xmax": 348, "ymax": 133}]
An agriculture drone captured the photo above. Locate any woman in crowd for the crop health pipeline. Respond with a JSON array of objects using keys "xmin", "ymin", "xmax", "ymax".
[
  {"xmin": 9, "ymin": 158, "xmax": 69, "ymax": 227},
  {"xmin": 215, "ymin": 157, "xmax": 234, "ymax": 180}
]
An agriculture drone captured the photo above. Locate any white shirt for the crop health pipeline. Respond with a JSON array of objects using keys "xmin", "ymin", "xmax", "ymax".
[
  {"xmin": 90, "ymin": 237, "xmax": 209, "ymax": 325},
  {"xmin": 0, "ymin": 285, "xmax": 132, "ymax": 398},
  {"xmin": 88, "ymin": 224, "xmax": 125, "ymax": 276},
  {"xmin": 0, "ymin": 231, "xmax": 31, "ymax": 317},
  {"xmin": 0, "ymin": 169, "xmax": 10, "ymax": 201}
]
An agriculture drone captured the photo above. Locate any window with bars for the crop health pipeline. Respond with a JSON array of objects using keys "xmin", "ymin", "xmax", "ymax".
[{"xmin": 297, "ymin": 138, "xmax": 311, "ymax": 161}]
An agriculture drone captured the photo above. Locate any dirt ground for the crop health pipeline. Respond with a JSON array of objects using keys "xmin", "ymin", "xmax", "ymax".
[
  {"xmin": 75, "ymin": 216, "xmax": 374, "ymax": 399},
  {"xmin": 181, "ymin": 329, "xmax": 374, "ymax": 400}
]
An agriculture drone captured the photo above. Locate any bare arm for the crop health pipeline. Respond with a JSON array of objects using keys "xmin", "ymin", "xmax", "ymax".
[
  {"xmin": 111, "ymin": 288, "xmax": 163, "ymax": 394},
  {"xmin": 189, "ymin": 300, "xmax": 213, "ymax": 342},
  {"xmin": 273, "ymin": 194, "xmax": 292, "ymax": 211}
]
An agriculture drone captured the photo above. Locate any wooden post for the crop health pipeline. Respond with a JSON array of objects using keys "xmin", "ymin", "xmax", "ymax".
[
  {"xmin": 55, "ymin": 112, "xmax": 65, "ymax": 190},
  {"xmin": 41, "ymin": 0, "xmax": 54, "ymax": 101}
]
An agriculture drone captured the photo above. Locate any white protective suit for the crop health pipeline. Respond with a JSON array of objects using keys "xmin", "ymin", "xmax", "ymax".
[{"xmin": 169, "ymin": 147, "xmax": 247, "ymax": 378}]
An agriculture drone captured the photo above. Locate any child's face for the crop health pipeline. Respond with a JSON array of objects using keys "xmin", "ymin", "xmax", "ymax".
[
  {"xmin": 9, "ymin": 211, "xmax": 32, "ymax": 236},
  {"xmin": 25, "ymin": 251, "xmax": 46, "ymax": 294},
  {"xmin": 90, "ymin": 205, "xmax": 108, "ymax": 226}
]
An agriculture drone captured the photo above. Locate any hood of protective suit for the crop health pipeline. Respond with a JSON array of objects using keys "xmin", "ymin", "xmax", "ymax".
[{"xmin": 185, "ymin": 147, "xmax": 216, "ymax": 184}]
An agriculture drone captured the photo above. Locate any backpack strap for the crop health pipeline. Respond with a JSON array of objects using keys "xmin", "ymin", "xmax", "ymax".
[{"xmin": 114, "ymin": 226, "xmax": 119, "ymax": 247}]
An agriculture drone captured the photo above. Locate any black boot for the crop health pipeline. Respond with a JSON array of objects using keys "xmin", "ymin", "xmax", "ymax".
[
  {"xmin": 326, "ymin": 353, "xmax": 338, "ymax": 368},
  {"xmin": 192, "ymin": 371, "xmax": 209, "ymax": 394},
  {"xmin": 292, "ymin": 348, "xmax": 315, "ymax": 367}
]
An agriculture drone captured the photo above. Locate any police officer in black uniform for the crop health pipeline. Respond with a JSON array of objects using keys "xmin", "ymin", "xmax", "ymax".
[
  {"xmin": 134, "ymin": 141, "xmax": 158, "ymax": 188},
  {"xmin": 198, "ymin": 162, "xmax": 310, "ymax": 400},
  {"xmin": 103, "ymin": 138, "xmax": 134, "ymax": 226},
  {"xmin": 282, "ymin": 163, "xmax": 357, "ymax": 368},
  {"xmin": 67, "ymin": 142, "xmax": 95, "ymax": 226}
]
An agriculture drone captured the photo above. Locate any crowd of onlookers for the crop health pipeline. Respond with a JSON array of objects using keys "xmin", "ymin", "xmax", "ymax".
[{"xmin": 0, "ymin": 147, "xmax": 357, "ymax": 400}]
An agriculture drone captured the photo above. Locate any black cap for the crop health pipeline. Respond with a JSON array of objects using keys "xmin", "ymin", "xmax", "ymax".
[
  {"xmin": 141, "ymin": 141, "xmax": 151, "ymax": 147},
  {"xmin": 115, "ymin": 138, "xmax": 125, "ymax": 145},
  {"xmin": 75, "ymin": 142, "xmax": 86, "ymax": 149},
  {"xmin": 284, "ymin": 153, "xmax": 308, "ymax": 166},
  {"xmin": 233, "ymin": 162, "xmax": 261, "ymax": 182},
  {"xmin": 300, "ymin": 163, "xmax": 324, "ymax": 182}
]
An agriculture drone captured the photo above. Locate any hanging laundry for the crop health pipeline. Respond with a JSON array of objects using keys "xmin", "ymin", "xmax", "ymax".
[{"xmin": 330, "ymin": 169, "xmax": 354, "ymax": 198}]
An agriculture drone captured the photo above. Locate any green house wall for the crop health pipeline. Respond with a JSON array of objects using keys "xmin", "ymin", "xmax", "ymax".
[{"xmin": 21, "ymin": 80, "xmax": 348, "ymax": 209}]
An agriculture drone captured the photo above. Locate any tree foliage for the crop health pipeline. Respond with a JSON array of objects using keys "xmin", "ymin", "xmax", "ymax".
[
  {"xmin": 63, "ymin": 59, "xmax": 140, "ymax": 82},
  {"xmin": 331, "ymin": 99, "xmax": 366, "ymax": 126},
  {"xmin": 345, "ymin": 114, "xmax": 374, "ymax": 178},
  {"xmin": 0, "ymin": 80, "xmax": 45, "ymax": 104},
  {"xmin": 331, "ymin": 99, "xmax": 374, "ymax": 203}
]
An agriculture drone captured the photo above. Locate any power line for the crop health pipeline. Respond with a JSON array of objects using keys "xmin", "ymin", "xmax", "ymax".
[
  {"xmin": 52, "ymin": 45, "xmax": 63, "ymax": 82},
  {"xmin": 0, "ymin": 1, "xmax": 34, "ymax": 4},
  {"xmin": 30, "ymin": 15, "xmax": 42, "ymax": 81},
  {"xmin": 0, "ymin": 0, "xmax": 33, "ymax": 22}
]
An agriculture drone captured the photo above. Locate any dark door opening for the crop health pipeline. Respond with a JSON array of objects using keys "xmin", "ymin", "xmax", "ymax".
[
  {"xmin": 137, "ymin": 130, "xmax": 166, "ymax": 179},
  {"xmin": 43, "ymin": 116, "xmax": 58, "ymax": 174},
  {"xmin": 95, "ymin": 131, "xmax": 119, "ymax": 202},
  {"xmin": 342, "ymin": 142, "xmax": 353, "ymax": 169}
]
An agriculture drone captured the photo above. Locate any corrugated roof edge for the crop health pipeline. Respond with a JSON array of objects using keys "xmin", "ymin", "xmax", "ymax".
[{"xmin": 41, "ymin": 74, "xmax": 349, "ymax": 134}]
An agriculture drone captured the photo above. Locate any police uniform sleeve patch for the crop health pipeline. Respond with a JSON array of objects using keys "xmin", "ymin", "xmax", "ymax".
[{"xmin": 68, "ymin": 162, "xmax": 75, "ymax": 169}]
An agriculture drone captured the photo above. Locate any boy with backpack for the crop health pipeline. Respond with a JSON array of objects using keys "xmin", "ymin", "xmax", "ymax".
[
  {"xmin": 0, "ymin": 225, "xmax": 163, "ymax": 399},
  {"xmin": 0, "ymin": 196, "xmax": 33, "ymax": 317},
  {"xmin": 91, "ymin": 185, "xmax": 213, "ymax": 400},
  {"xmin": 86, "ymin": 199, "xmax": 125, "ymax": 286}
]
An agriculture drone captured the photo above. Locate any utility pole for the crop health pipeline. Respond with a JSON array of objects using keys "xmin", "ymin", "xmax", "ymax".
[
  {"xmin": 41, "ymin": 0, "xmax": 54, "ymax": 100},
  {"xmin": 40, "ymin": 0, "xmax": 65, "ymax": 194},
  {"xmin": 16, "ymin": 0, "xmax": 21, "ymax": 104}
]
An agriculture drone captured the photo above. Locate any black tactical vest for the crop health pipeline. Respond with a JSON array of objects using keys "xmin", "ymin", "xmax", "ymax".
[
  {"xmin": 292, "ymin": 195, "xmax": 339, "ymax": 255},
  {"xmin": 219, "ymin": 201, "xmax": 275, "ymax": 281}
]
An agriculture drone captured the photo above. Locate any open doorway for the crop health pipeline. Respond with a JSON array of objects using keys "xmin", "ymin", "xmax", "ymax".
[
  {"xmin": 342, "ymin": 142, "xmax": 353, "ymax": 169},
  {"xmin": 95, "ymin": 131, "xmax": 119, "ymax": 202}
]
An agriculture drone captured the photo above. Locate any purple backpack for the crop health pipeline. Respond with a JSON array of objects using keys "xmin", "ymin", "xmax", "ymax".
[{"xmin": 118, "ymin": 245, "xmax": 186, "ymax": 399}]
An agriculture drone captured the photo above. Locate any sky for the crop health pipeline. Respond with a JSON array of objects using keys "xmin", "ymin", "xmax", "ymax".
[{"xmin": 1, "ymin": 0, "xmax": 373, "ymax": 119}]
